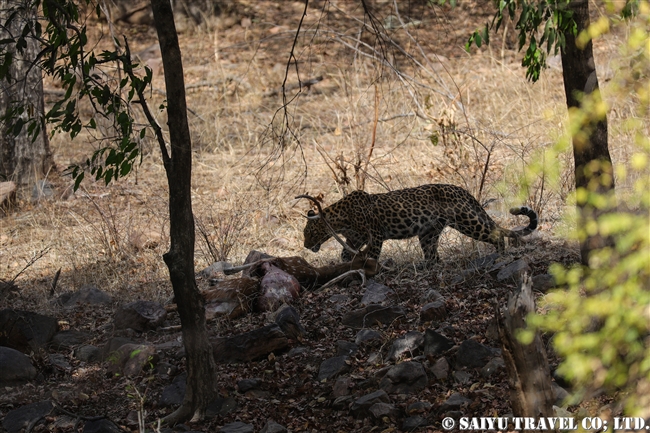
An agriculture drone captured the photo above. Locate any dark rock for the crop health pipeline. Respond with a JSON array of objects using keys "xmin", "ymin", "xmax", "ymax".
[
  {"xmin": 421, "ymin": 289, "xmax": 445, "ymax": 303},
  {"xmin": 407, "ymin": 401, "xmax": 432, "ymax": 414},
  {"xmin": 387, "ymin": 331, "xmax": 424, "ymax": 361},
  {"xmin": 205, "ymin": 396, "xmax": 237, "ymax": 418},
  {"xmin": 423, "ymin": 329, "xmax": 453, "ymax": 356},
  {"xmin": 455, "ymin": 339, "xmax": 498, "ymax": 369},
  {"xmin": 82, "ymin": 419, "xmax": 122, "ymax": 433},
  {"xmin": 49, "ymin": 353, "xmax": 72, "ymax": 372},
  {"xmin": 496, "ymin": 258, "xmax": 530, "ymax": 282},
  {"xmin": 368, "ymin": 402, "xmax": 399, "ymax": 421},
  {"xmin": 114, "ymin": 300, "xmax": 167, "ymax": 332},
  {"xmin": 349, "ymin": 390, "xmax": 391, "ymax": 418},
  {"xmin": 212, "ymin": 324, "xmax": 288, "ymax": 364},
  {"xmin": 336, "ymin": 340, "xmax": 358, "ymax": 357},
  {"xmin": 0, "ymin": 309, "xmax": 58, "ymax": 353},
  {"xmin": 402, "ymin": 415, "xmax": 428, "ymax": 431},
  {"xmin": 51, "ymin": 330, "xmax": 91, "ymax": 349},
  {"xmin": 60, "ymin": 286, "xmax": 112, "ymax": 308},
  {"xmin": 2, "ymin": 400, "xmax": 53, "ymax": 433},
  {"xmin": 552, "ymin": 382, "xmax": 570, "ymax": 406},
  {"xmin": 451, "ymin": 253, "xmax": 500, "ymax": 284},
  {"xmin": 260, "ymin": 420, "xmax": 287, "ymax": 433},
  {"xmin": 452, "ymin": 370, "xmax": 472, "ymax": 385},
  {"xmin": 332, "ymin": 395, "xmax": 354, "ymax": 410},
  {"xmin": 100, "ymin": 337, "xmax": 135, "ymax": 361},
  {"xmin": 0, "ymin": 346, "xmax": 37, "ymax": 385},
  {"xmin": 286, "ymin": 346, "xmax": 309, "ymax": 357},
  {"xmin": 379, "ymin": 361, "xmax": 428, "ymax": 394},
  {"xmin": 237, "ymin": 378, "xmax": 262, "ymax": 393},
  {"xmin": 439, "ymin": 393, "xmax": 472, "ymax": 411},
  {"xmin": 318, "ymin": 356, "xmax": 350, "ymax": 381},
  {"xmin": 480, "ymin": 356, "xmax": 505, "ymax": 378},
  {"xmin": 420, "ymin": 300, "xmax": 447, "ymax": 322},
  {"xmin": 75, "ymin": 345, "xmax": 101, "ymax": 363},
  {"xmin": 355, "ymin": 329, "xmax": 382, "ymax": 346},
  {"xmin": 105, "ymin": 343, "xmax": 158, "ymax": 377},
  {"xmin": 160, "ymin": 373, "xmax": 186, "ymax": 407},
  {"xmin": 274, "ymin": 305, "xmax": 306, "ymax": 340},
  {"xmin": 430, "ymin": 357, "xmax": 450, "ymax": 380},
  {"xmin": 332, "ymin": 376, "xmax": 351, "ymax": 398},
  {"xmin": 532, "ymin": 273, "xmax": 557, "ymax": 292},
  {"xmin": 342, "ymin": 304, "xmax": 406, "ymax": 328},
  {"xmin": 360, "ymin": 280, "xmax": 394, "ymax": 306},
  {"xmin": 219, "ymin": 421, "xmax": 254, "ymax": 433}
]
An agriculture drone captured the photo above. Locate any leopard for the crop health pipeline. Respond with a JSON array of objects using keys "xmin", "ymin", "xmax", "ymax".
[{"xmin": 300, "ymin": 184, "xmax": 538, "ymax": 263}]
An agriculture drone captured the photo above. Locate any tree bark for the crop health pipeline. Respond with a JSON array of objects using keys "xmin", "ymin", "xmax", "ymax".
[
  {"xmin": 560, "ymin": 0, "xmax": 616, "ymax": 265},
  {"xmin": 150, "ymin": 0, "xmax": 218, "ymax": 423},
  {"xmin": 0, "ymin": 0, "xmax": 54, "ymax": 185}
]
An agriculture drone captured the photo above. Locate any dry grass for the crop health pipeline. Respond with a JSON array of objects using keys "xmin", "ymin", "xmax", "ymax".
[{"xmin": 0, "ymin": 1, "xmax": 646, "ymax": 310}]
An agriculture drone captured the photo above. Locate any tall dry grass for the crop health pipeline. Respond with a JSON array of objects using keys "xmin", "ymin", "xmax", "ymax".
[{"xmin": 0, "ymin": 1, "xmax": 645, "ymax": 308}]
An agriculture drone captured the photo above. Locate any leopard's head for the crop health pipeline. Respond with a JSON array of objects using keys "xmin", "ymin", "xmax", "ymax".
[{"xmin": 303, "ymin": 209, "xmax": 332, "ymax": 252}]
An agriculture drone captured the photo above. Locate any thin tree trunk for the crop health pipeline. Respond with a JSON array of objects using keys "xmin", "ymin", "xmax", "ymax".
[
  {"xmin": 150, "ymin": 0, "xmax": 218, "ymax": 423},
  {"xmin": 0, "ymin": 0, "xmax": 54, "ymax": 185},
  {"xmin": 560, "ymin": 0, "xmax": 616, "ymax": 265}
]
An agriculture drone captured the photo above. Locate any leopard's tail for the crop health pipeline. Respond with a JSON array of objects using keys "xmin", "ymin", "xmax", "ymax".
[{"xmin": 505, "ymin": 206, "xmax": 538, "ymax": 237}]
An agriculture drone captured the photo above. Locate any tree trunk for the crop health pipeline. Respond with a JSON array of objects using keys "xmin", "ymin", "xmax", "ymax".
[
  {"xmin": 150, "ymin": 0, "xmax": 218, "ymax": 423},
  {"xmin": 560, "ymin": 0, "xmax": 616, "ymax": 265},
  {"xmin": 0, "ymin": 0, "xmax": 54, "ymax": 185}
]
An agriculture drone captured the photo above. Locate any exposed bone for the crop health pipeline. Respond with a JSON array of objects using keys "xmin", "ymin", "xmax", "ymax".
[{"xmin": 316, "ymin": 269, "xmax": 366, "ymax": 292}]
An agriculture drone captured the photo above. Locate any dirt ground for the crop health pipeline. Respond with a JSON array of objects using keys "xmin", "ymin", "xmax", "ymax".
[{"xmin": 0, "ymin": 0, "xmax": 643, "ymax": 432}]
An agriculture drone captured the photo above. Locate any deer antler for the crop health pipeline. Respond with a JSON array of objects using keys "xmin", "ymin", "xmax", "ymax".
[{"xmin": 296, "ymin": 194, "xmax": 360, "ymax": 257}]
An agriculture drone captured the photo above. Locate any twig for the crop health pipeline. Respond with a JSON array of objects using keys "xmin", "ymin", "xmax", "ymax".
[
  {"xmin": 9, "ymin": 246, "xmax": 51, "ymax": 283},
  {"xmin": 50, "ymin": 268, "xmax": 61, "ymax": 297},
  {"xmin": 317, "ymin": 269, "xmax": 366, "ymax": 292}
]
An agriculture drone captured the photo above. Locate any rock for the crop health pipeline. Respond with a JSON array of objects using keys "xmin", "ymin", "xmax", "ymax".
[
  {"xmin": 105, "ymin": 343, "xmax": 158, "ymax": 377},
  {"xmin": 407, "ymin": 401, "xmax": 432, "ymax": 414},
  {"xmin": 2, "ymin": 400, "xmax": 53, "ymax": 433},
  {"xmin": 349, "ymin": 390, "xmax": 391, "ymax": 418},
  {"xmin": 114, "ymin": 300, "xmax": 167, "ymax": 332},
  {"xmin": 82, "ymin": 419, "xmax": 122, "ymax": 433},
  {"xmin": 258, "ymin": 263, "xmax": 301, "ymax": 312},
  {"xmin": 318, "ymin": 356, "xmax": 350, "ymax": 381},
  {"xmin": 420, "ymin": 299, "xmax": 447, "ymax": 322},
  {"xmin": 160, "ymin": 373, "xmax": 186, "ymax": 407},
  {"xmin": 421, "ymin": 288, "xmax": 445, "ymax": 303},
  {"xmin": 274, "ymin": 305, "xmax": 306, "ymax": 340},
  {"xmin": 439, "ymin": 393, "xmax": 472, "ymax": 411},
  {"xmin": 360, "ymin": 280, "xmax": 394, "ymax": 306},
  {"xmin": 423, "ymin": 329, "xmax": 454, "ymax": 356},
  {"xmin": 0, "ymin": 181, "xmax": 17, "ymax": 212},
  {"xmin": 496, "ymin": 258, "xmax": 530, "ymax": 282},
  {"xmin": 336, "ymin": 340, "xmax": 358, "ymax": 357},
  {"xmin": 0, "ymin": 346, "xmax": 37, "ymax": 385},
  {"xmin": 403, "ymin": 416, "xmax": 428, "ymax": 431},
  {"xmin": 75, "ymin": 345, "xmax": 101, "ymax": 363},
  {"xmin": 451, "ymin": 253, "xmax": 500, "ymax": 284},
  {"xmin": 332, "ymin": 376, "xmax": 351, "ymax": 398},
  {"xmin": 0, "ymin": 309, "xmax": 58, "ymax": 353},
  {"xmin": 260, "ymin": 420, "xmax": 287, "ymax": 433},
  {"xmin": 202, "ymin": 277, "xmax": 259, "ymax": 320},
  {"xmin": 332, "ymin": 395, "xmax": 354, "ymax": 410},
  {"xmin": 355, "ymin": 329, "xmax": 382, "ymax": 346},
  {"xmin": 430, "ymin": 357, "xmax": 450, "ymax": 380},
  {"xmin": 455, "ymin": 339, "xmax": 498, "ymax": 369},
  {"xmin": 342, "ymin": 304, "xmax": 406, "ymax": 328},
  {"xmin": 452, "ymin": 370, "xmax": 472, "ymax": 385},
  {"xmin": 368, "ymin": 402, "xmax": 399, "ymax": 421},
  {"xmin": 379, "ymin": 361, "xmax": 428, "ymax": 394},
  {"xmin": 51, "ymin": 330, "xmax": 91, "ymax": 349},
  {"xmin": 480, "ymin": 356, "xmax": 505, "ymax": 378},
  {"xmin": 100, "ymin": 337, "xmax": 135, "ymax": 361},
  {"xmin": 387, "ymin": 331, "xmax": 424, "ymax": 361},
  {"xmin": 49, "ymin": 353, "xmax": 72, "ymax": 372},
  {"xmin": 532, "ymin": 273, "xmax": 557, "ymax": 292},
  {"xmin": 205, "ymin": 396, "xmax": 237, "ymax": 418},
  {"xmin": 59, "ymin": 285, "xmax": 113, "ymax": 308},
  {"xmin": 286, "ymin": 346, "xmax": 308, "ymax": 357},
  {"xmin": 220, "ymin": 421, "xmax": 254, "ymax": 433},
  {"xmin": 237, "ymin": 378, "xmax": 262, "ymax": 393}
]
